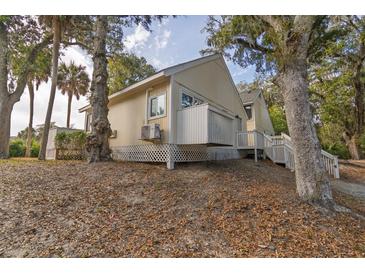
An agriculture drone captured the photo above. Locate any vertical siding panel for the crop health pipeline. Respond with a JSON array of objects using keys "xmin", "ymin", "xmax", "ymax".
[{"xmin": 177, "ymin": 104, "xmax": 233, "ymax": 145}]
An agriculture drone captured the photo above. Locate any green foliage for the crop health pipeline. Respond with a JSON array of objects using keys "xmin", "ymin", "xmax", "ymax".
[
  {"xmin": 202, "ymin": 16, "xmax": 332, "ymax": 74},
  {"xmin": 269, "ymin": 105, "xmax": 289, "ymax": 135},
  {"xmin": 318, "ymin": 123, "xmax": 350, "ymax": 159},
  {"xmin": 16, "ymin": 126, "xmax": 47, "ymax": 142},
  {"xmin": 17, "ymin": 127, "xmax": 36, "ymax": 140},
  {"xmin": 9, "ymin": 139, "xmax": 41, "ymax": 158},
  {"xmin": 323, "ymin": 143, "xmax": 350, "ymax": 160},
  {"xmin": 360, "ymin": 133, "xmax": 365, "ymax": 153},
  {"xmin": 11, "ymin": 45, "xmax": 52, "ymax": 89},
  {"xmin": 9, "ymin": 139, "xmax": 25, "ymax": 157},
  {"xmin": 57, "ymin": 61, "xmax": 90, "ymax": 99},
  {"xmin": 55, "ymin": 131, "xmax": 87, "ymax": 149},
  {"xmin": 30, "ymin": 140, "xmax": 40, "ymax": 157},
  {"xmin": 308, "ymin": 16, "xmax": 365, "ymax": 158},
  {"xmin": 107, "ymin": 53, "xmax": 156, "ymax": 95}
]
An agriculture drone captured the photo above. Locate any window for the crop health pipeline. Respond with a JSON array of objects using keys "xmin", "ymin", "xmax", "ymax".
[
  {"xmin": 181, "ymin": 92, "xmax": 204, "ymax": 109},
  {"xmin": 182, "ymin": 93, "xmax": 193, "ymax": 108},
  {"xmin": 149, "ymin": 94, "xmax": 166, "ymax": 118},
  {"xmin": 244, "ymin": 105, "xmax": 252, "ymax": 120},
  {"xmin": 193, "ymin": 97, "xmax": 203, "ymax": 106}
]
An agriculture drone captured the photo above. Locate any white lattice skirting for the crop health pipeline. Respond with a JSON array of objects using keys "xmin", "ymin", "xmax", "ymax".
[{"xmin": 111, "ymin": 144, "xmax": 211, "ymax": 163}]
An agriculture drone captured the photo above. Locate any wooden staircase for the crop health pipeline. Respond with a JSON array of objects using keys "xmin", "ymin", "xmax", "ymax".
[{"xmin": 237, "ymin": 131, "xmax": 340, "ymax": 179}]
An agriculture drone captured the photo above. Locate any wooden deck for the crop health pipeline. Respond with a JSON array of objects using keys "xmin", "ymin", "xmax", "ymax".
[{"xmin": 236, "ymin": 131, "xmax": 340, "ymax": 179}]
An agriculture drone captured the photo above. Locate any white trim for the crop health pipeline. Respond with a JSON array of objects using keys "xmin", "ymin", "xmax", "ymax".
[
  {"xmin": 147, "ymin": 92, "xmax": 167, "ymax": 120},
  {"xmin": 179, "ymin": 88, "xmax": 205, "ymax": 110},
  {"xmin": 78, "ymin": 72, "xmax": 166, "ymax": 113},
  {"xmin": 78, "ymin": 54, "xmax": 221, "ymax": 113},
  {"xmin": 176, "ymin": 81, "xmax": 238, "ymax": 118},
  {"xmin": 145, "ymin": 88, "xmax": 150, "ymax": 123},
  {"xmin": 163, "ymin": 54, "xmax": 221, "ymax": 76},
  {"xmin": 215, "ymin": 56, "xmax": 249, "ymax": 121},
  {"xmin": 168, "ymin": 76, "xmax": 175, "ymax": 143}
]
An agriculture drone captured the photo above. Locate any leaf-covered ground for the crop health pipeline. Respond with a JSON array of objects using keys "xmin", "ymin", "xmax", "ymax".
[{"xmin": 0, "ymin": 158, "xmax": 364, "ymax": 257}]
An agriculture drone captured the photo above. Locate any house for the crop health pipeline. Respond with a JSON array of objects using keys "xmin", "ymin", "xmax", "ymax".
[
  {"xmin": 80, "ymin": 54, "xmax": 249, "ymax": 168},
  {"xmin": 78, "ymin": 54, "xmax": 340, "ymax": 178},
  {"xmin": 239, "ymin": 89, "xmax": 275, "ymax": 135}
]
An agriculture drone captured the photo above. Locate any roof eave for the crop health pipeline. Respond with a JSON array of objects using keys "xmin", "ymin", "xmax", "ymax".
[{"xmin": 78, "ymin": 71, "xmax": 167, "ymax": 113}]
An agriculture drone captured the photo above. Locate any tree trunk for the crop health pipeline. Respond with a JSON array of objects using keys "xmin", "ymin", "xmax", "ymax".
[
  {"xmin": 0, "ymin": 21, "xmax": 51, "ymax": 158},
  {"xmin": 0, "ymin": 97, "xmax": 12, "ymax": 158},
  {"xmin": 343, "ymin": 132, "xmax": 361, "ymax": 160},
  {"xmin": 86, "ymin": 16, "xmax": 112, "ymax": 162},
  {"xmin": 350, "ymin": 45, "xmax": 365, "ymax": 160},
  {"xmin": 66, "ymin": 93, "xmax": 72, "ymax": 128},
  {"xmin": 278, "ymin": 58, "xmax": 333, "ymax": 206},
  {"xmin": 0, "ymin": 22, "xmax": 10, "ymax": 158},
  {"xmin": 25, "ymin": 80, "xmax": 34, "ymax": 157},
  {"xmin": 38, "ymin": 17, "xmax": 61, "ymax": 160}
]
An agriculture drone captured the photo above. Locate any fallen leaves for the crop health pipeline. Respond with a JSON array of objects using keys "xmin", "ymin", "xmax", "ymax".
[{"xmin": 0, "ymin": 158, "xmax": 364, "ymax": 257}]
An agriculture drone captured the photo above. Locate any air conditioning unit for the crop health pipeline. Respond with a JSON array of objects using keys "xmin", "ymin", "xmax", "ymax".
[{"xmin": 141, "ymin": 123, "xmax": 161, "ymax": 140}]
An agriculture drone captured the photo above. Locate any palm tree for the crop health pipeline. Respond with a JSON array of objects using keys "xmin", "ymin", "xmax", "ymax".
[
  {"xmin": 57, "ymin": 61, "xmax": 90, "ymax": 128},
  {"xmin": 37, "ymin": 16, "xmax": 62, "ymax": 160},
  {"xmin": 38, "ymin": 15, "xmax": 93, "ymax": 160},
  {"xmin": 38, "ymin": 16, "xmax": 79, "ymax": 160},
  {"xmin": 25, "ymin": 51, "xmax": 51, "ymax": 157}
]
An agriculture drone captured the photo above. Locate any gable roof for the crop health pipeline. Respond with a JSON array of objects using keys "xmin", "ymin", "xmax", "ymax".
[
  {"xmin": 79, "ymin": 54, "xmax": 222, "ymax": 112},
  {"xmin": 239, "ymin": 89, "xmax": 261, "ymax": 105}
]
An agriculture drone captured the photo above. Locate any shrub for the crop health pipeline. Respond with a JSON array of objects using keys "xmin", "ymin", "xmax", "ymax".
[
  {"xmin": 55, "ymin": 131, "xmax": 86, "ymax": 150},
  {"xmin": 322, "ymin": 143, "xmax": 350, "ymax": 160},
  {"xmin": 30, "ymin": 140, "xmax": 40, "ymax": 157},
  {"xmin": 9, "ymin": 139, "xmax": 25, "ymax": 157}
]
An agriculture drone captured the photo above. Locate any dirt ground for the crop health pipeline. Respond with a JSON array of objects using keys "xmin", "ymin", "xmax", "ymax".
[{"xmin": 0, "ymin": 158, "xmax": 364, "ymax": 258}]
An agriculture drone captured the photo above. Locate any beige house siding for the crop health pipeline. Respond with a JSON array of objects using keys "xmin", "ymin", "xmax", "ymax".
[
  {"xmin": 82, "ymin": 55, "xmax": 252, "ymax": 148},
  {"xmin": 146, "ymin": 82, "xmax": 169, "ymax": 142},
  {"xmin": 252, "ymin": 95, "xmax": 274, "ymax": 135},
  {"xmin": 246, "ymin": 119, "xmax": 255, "ymax": 132},
  {"xmin": 243, "ymin": 94, "xmax": 274, "ymax": 135},
  {"xmin": 97, "ymin": 80, "xmax": 171, "ymax": 147},
  {"xmin": 171, "ymin": 58, "xmax": 247, "ymax": 143}
]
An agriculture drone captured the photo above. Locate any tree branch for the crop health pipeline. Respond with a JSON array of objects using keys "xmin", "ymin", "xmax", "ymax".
[
  {"xmin": 10, "ymin": 34, "xmax": 52, "ymax": 102},
  {"xmin": 293, "ymin": 15, "xmax": 317, "ymax": 34},
  {"xmin": 256, "ymin": 16, "xmax": 284, "ymax": 32},
  {"xmin": 61, "ymin": 40, "xmax": 91, "ymax": 51},
  {"xmin": 346, "ymin": 15, "xmax": 361, "ymax": 34},
  {"xmin": 233, "ymin": 36, "xmax": 274, "ymax": 54}
]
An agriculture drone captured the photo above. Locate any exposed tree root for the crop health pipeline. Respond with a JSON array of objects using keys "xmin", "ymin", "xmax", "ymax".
[{"xmin": 309, "ymin": 199, "xmax": 365, "ymax": 221}]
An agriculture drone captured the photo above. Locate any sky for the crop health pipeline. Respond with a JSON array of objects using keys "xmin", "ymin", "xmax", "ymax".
[{"xmin": 10, "ymin": 16, "xmax": 257, "ymax": 136}]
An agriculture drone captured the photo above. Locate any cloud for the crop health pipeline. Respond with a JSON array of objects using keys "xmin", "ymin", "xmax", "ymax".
[
  {"xmin": 157, "ymin": 17, "xmax": 170, "ymax": 28},
  {"xmin": 124, "ymin": 24, "xmax": 151, "ymax": 52},
  {"xmin": 150, "ymin": 56, "xmax": 175, "ymax": 70},
  {"xmin": 60, "ymin": 46, "xmax": 93, "ymax": 75},
  {"xmin": 154, "ymin": 30, "xmax": 171, "ymax": 49}
]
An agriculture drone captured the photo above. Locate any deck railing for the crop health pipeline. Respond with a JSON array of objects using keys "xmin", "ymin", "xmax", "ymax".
[
  {"xmin": 263, "ymin": 133, "xmax": 339, "ymax": 179},
  {"xmin": 236, "ymin": 130, "xmax": 264, "ymax": 149},
  {"xmin": 237, "ymin": 130, "xmax": 339, "ymax": 178}
]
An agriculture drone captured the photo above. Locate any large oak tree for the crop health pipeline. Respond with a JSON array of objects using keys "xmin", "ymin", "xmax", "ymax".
[
  {"xmin": 203, "ymin": 16, "xmax": 337, "ymax": 207},
  {"xmin": 310, "ymin": 16, "xmax": 365, "ymax": 160},
  {"xmin": 0, "ymin": 16, "xmax": 52, "ymax": 158}
]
